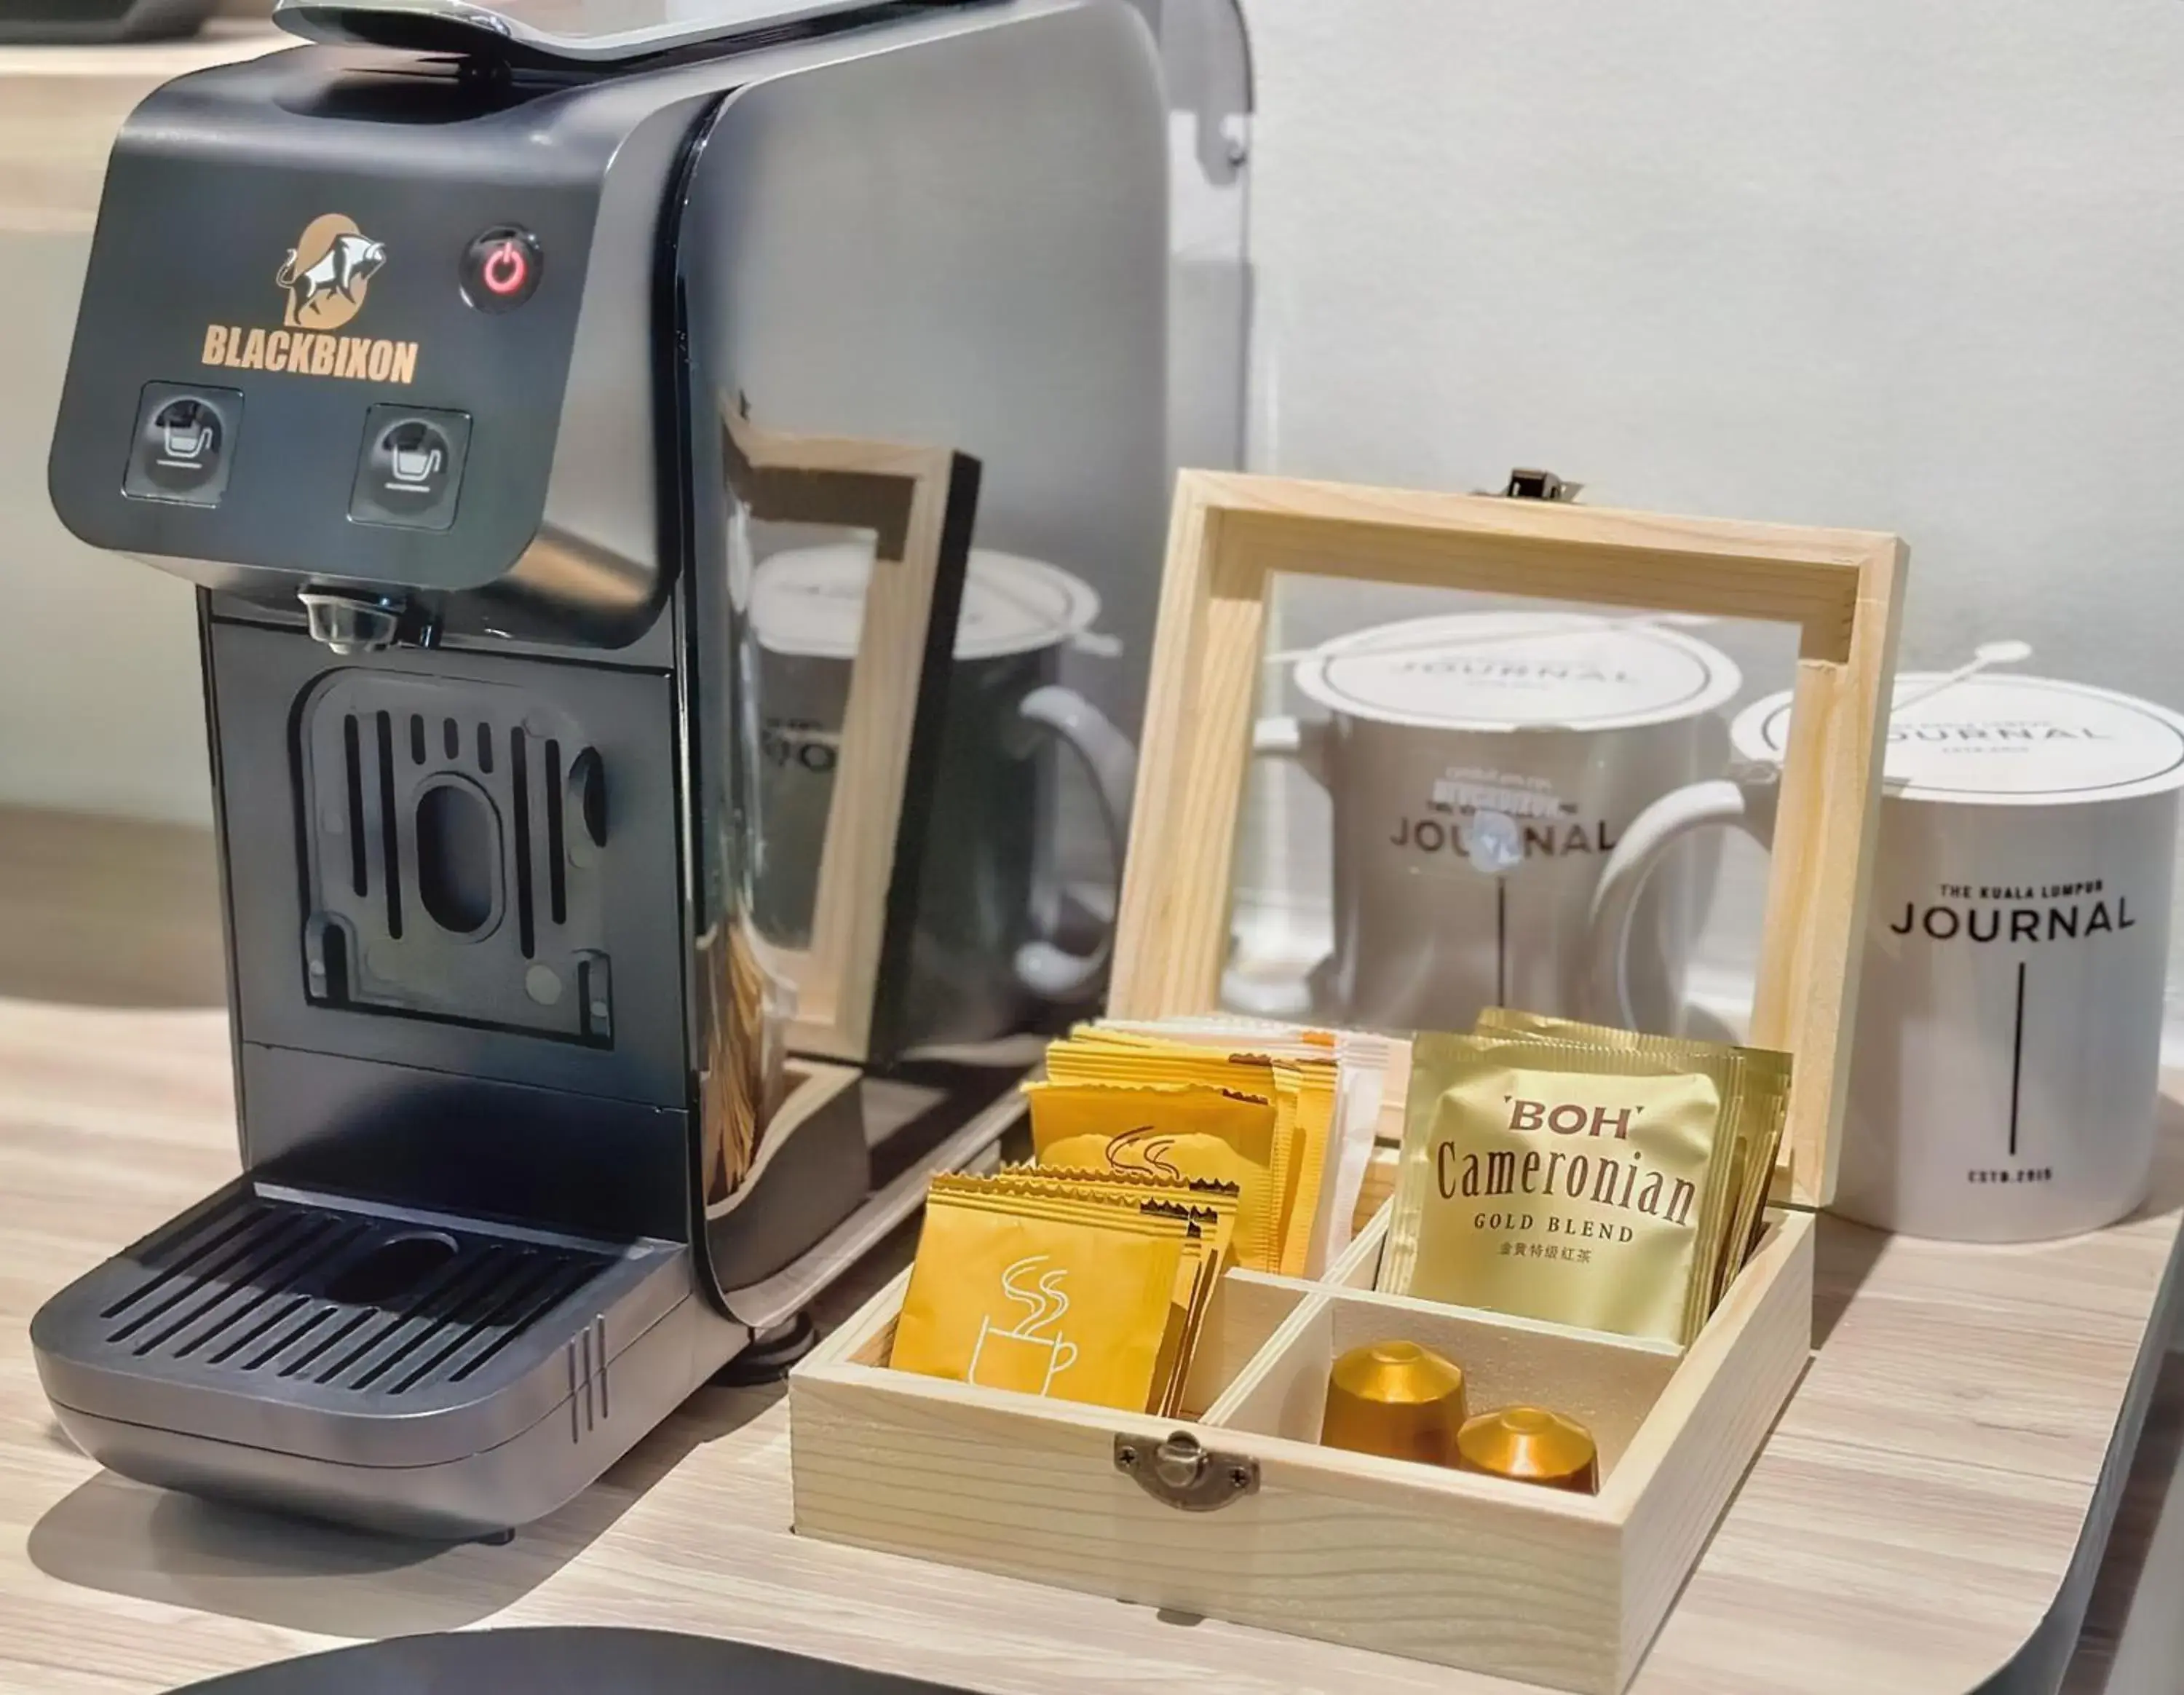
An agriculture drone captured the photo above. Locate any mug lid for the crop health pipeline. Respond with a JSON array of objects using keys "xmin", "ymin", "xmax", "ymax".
[
  {"xmin": 751, "ymin": 544, "xmax": 1102, "ymax": 660},
  {"xmin": 1733, "ymin": 672, "xmax": 2184, "ymax": 805},
  {"xmin": 1288, "ymin": 611, "xmax": 1741, "ymax": 732}
]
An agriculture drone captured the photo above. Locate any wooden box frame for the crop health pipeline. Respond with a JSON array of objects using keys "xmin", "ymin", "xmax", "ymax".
[
  {"xmin": 797, "ymin": 1202, "xmax": 1813, "ymax": 1694},
  {"xmin": 792, "ymin": 471, "xmax": 1907, "ymax": 1692},
  {"xmin": 1114, "ymin": 472, "xmax": 1907, "ymax": 1205},
  {"xmin": 721, "ymin": 406, "xmax": 977, "ymax": 1064}
]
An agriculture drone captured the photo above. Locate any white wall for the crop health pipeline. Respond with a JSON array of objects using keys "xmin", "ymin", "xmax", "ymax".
[
  {"xmin": 12, "ymin": 0, "xmax": 2184, "ymax": 834},
  {"xmin": 0, "ymin": 236, "xmax": 209, "ymax": 824},
  {"xmin": 1243, "ymin": 0, "xmax": 2184, "ymax": 693}
]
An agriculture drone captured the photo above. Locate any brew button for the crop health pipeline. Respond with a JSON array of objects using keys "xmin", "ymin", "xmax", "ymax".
[
  {"xmin": 349, "ymin": 404, "xmax": 472, "ymax": 532},
  {"xmin": 124, "ymin": 383, "xmax": 240, "ymax": 507},
  {"xmin": 380, "ymin": 422, "xmax": 452, "ymax": 499},
  {"xmin": 145, "ymin": 401, "xmax": 222, "ymax": 490},
  {"xmin": 462, "ymin": 226, "xmax": 542, "ymax": 312}
]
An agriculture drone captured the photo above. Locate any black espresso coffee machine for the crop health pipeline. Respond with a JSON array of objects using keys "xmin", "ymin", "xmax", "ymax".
[{"xmin": 33, "ymin": 0, "xmax": 1248, "ymax": 1538}]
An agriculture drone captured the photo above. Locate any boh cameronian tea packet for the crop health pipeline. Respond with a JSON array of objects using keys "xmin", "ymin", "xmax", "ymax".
[
  {"xmin": 889, "ymin": 1176, "xmax": 1195, "ymax": 1412},
  {"xmin": 1475, "ymin": 1008, "xmax": 1792, "ymax": 1314},
  {"xmin": 1379, "ymin": 1034, "xmax": 1746, "ymax": 1345}
]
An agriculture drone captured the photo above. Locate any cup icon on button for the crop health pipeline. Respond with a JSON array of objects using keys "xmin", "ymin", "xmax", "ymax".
[
  {"xmin": 154, "ymin": 400, "xmax": 219, "ymax": 473},
  {"xmin": 162, "ymin": 416, "xmax": 212, "ymax": 464},
  {"xmin": 389, "ymin": 442, "xmax": 443, "ymax": 487},
  {"xmin": 380, "ymin": 421, "xmax": 448, "ymax": 497}
]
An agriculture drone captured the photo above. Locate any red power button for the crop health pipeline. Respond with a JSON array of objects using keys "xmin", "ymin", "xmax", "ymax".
[
  {"xmin": 482, "ymin": 241, "xmax": 527, "ymax": 295},
  {"xmin": 462, "ymin": 226, "xmax": 542, "ymax": 312}
]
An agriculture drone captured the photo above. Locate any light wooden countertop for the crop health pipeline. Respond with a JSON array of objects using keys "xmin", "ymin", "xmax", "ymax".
[{"xmin": 0, "ymin": 805, "xmax": 2177, "ymax": 1695}]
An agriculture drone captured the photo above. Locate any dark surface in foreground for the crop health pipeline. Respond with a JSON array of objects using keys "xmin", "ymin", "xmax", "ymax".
[{"xmin": 174, "ymin": 1626, "xmax": 968, "ymax": 1694}]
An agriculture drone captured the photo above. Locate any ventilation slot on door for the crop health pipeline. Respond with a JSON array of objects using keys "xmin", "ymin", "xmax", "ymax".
[
  {"xmin": 298, "ymin": 672, "xmax": 613, "ymax": 1043},
  {"xmin": 376, "ymin": 711, "xmax": 405, "ymax": 939}
]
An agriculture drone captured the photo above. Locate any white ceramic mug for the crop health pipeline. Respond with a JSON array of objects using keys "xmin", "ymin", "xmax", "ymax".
[
  {"xmin": 1246, "ymin": 612, "xmax": 1741, "ymax": 1034},
  {"xmin": 1589, "ymin": 671, "xmax": 2184, "ymax": 1241}
]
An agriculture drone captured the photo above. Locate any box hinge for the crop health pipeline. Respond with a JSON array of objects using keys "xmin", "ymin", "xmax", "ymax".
[{"xmin": 1114, "ymin": 1432, "xmax": 1259, "ymax": 1512}]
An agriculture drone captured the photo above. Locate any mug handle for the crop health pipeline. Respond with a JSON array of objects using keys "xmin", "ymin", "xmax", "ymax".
[
  {"xmin": 1584, "ymin": 770, "xmax": 1780, "ymax": 1030},
  {"xmin": 1218, "ymin": 716, "xmax": 1333, "ymax": 1018},
  {"xmin": 1253, "ymin": 714, "xmax": 1332, "ymax": 787},
  {"xmin": 1011, "ymin": 684, "xmax": 1137, "ymax": 1000}
]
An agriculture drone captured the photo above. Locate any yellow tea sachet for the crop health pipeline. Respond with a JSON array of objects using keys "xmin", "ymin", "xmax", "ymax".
[
  {"xmin": 1380, "ymin": 1034, "xmax": 1741, "ymax": 1345},
  {"xmin": 1025, "ymin": 1080, "xmax": 1283, "ymax": 1271},
  {"xmin": 1043, "ymin": 1033, "xmax": 1278, "ymax": 1097},
  {"xmin": 1278, "ymin": 1063, "xmax": 1337, "ymax": 1276},
  {"xmin": 890, "ymin": 1177, "xmax": 1189, "ymax": 1411},
  {"xmin": 1041, "ymin": 1033, "xmax": 1337, "ymax": 1274},
  {"xmin": 1474, "ymin": 1008, "xmax": 1792, "ymax": 1321},
  {"xmin": 981, "ymin": 1166, "xmax": 1240, "ymax": 1267},
  {"xmin": 906, "ymin": 1169, "xmax": 1234, "ymax": 1415},
  {"xmin": 1141, "ymin": 1201, "xmax": 1227, "ymax": 1415},
  {"xmin": 1042, "ymin": 1040, "xmax": 1296, "ymax": 1252},
  {"xmin": 1059, "ymin": 1020, "xmax": 1371, "ymax": 1277},
  {"xmin": 978, "ymin": 1162, "xmax": 1241, "ymax": 1302}
]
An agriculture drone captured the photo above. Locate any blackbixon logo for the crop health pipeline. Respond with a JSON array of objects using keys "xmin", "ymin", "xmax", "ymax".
[
  {"xmin": 199, "ymin": 215, "xmax": 419, "ymax": 384},
  {"xmin": 277, "ymin": 214, "xmax": 386, "ymax": 329}
]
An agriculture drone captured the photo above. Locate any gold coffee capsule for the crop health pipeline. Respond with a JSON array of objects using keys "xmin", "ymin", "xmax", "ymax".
[
  {"xmin": 1454, "ymin": 1407, "xmax": 1599, "ymax": 1494},
  {"xmin": 1320, "ymin": 1340, "xmax": 1467, "ymax": 1466}
]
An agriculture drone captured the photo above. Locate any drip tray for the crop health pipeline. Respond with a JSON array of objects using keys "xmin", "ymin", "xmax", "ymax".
[{"xmin": 33, "ymin": 1181, "xmax": 707, "ymax": 1538}]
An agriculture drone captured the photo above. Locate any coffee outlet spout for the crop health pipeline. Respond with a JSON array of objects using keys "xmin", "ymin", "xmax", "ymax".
[
  {"xmin": 298, "ymin": 588, "xmax": 408, "ymax": 654},
  {"xmin": 31, "ymin": 0, "xmax": 1250, "ymax": 1540}
]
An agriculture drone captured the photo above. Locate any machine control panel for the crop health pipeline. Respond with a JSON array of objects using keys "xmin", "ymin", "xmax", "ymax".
[{"xmin": 48, "ymin": 49, "xmax": 604, "ymax": 611}]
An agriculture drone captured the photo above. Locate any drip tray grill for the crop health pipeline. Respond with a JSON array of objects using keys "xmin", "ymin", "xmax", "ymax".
[
  {"xmin": 33, "ymin": 1180, "xmax": 690, "ymax": 1475},
  {"xmin": 98, "ymin": 1189, "xmax": 616, "ymax": 1397}
]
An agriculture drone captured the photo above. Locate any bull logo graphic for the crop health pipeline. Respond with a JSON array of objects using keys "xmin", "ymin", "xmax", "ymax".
[{"xmin": 275, "ymin": 214, "xmax": 387, "ymax": 331}]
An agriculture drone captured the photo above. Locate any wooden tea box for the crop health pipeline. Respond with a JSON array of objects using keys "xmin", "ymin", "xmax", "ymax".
[{"xmin": 791, "ymin": 471, "xmax": 1907, "ymax": 1694}]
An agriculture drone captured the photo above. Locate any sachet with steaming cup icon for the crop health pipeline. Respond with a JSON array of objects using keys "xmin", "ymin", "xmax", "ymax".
[{"xmin": 887, "ymin": 1174, "xmax": 1212, "ymax": 1413}]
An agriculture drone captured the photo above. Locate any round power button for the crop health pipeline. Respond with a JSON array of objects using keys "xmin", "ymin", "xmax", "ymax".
[{"xmin": 461, "ymin": 226, "xmax": 542, "ymax": 312}]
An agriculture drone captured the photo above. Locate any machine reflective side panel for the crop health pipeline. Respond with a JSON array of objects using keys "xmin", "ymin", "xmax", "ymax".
[{"xmin": 670, "ymin": 1, "xmax": 1169, "ymax": 1299}]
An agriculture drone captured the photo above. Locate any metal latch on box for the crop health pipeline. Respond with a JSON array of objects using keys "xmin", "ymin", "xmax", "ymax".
[
  {"xmin": 1500, "ymin": 467, "xmax": 1582, "ymax": 502},
  {"xmin": 1114, "ymin": 1433, "xmax": 1259, "ymax": 1512}
]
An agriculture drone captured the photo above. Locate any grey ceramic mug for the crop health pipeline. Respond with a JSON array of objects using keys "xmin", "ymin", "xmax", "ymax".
[
  {"xmin": 1241, "ymin": 611, "xmax": 1741, "ymax": 1035},
  {"xmin": 746, "ymin": 545, "xmax": 1136, "ymax": 1051}
]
